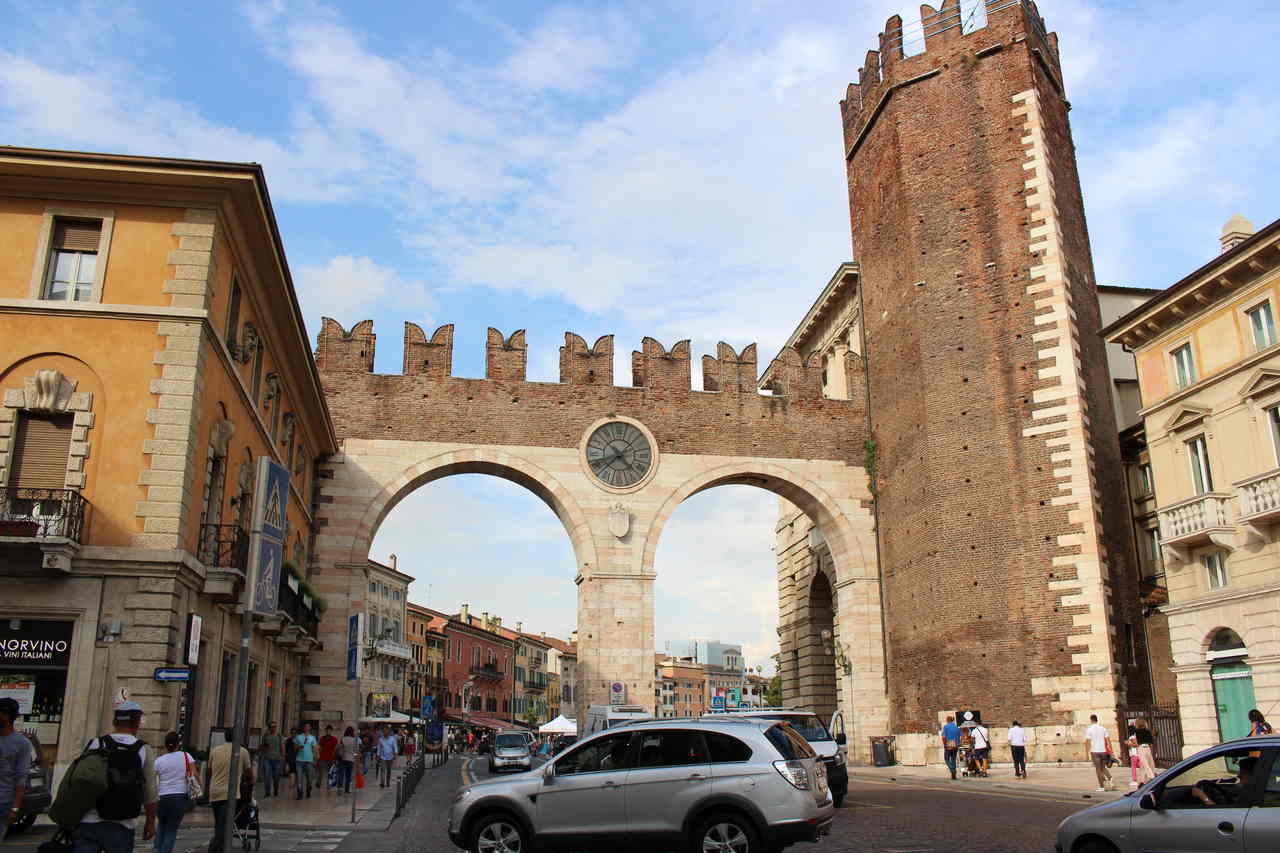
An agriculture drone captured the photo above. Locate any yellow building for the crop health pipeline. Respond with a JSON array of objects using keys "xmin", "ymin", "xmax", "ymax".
[
  {"xmin": 406, "ymin": 602, "xmax": 449, "ymax": 715},
  {"xmin": 0, "ymin": 148, "xmax": 336, "ymax": 773},
  {"xmin": 1104, "ymin": 214, "xmax": 1280, "ymax": 755},
  {"xmin": 514, "ymin": 629, "xmax": 551, "ymax": 725}
]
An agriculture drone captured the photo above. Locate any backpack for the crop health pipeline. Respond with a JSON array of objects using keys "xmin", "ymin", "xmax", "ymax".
[
  {"xmin": 95, "ymin": 736, "xmax": 146, "ymax": 820},
  {"xmin": 47, "ymin": 738, "xmax": 114, "ymax": 828}
]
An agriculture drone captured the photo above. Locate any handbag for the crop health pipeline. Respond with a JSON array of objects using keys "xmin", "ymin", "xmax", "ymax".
[{"xmin": 184, "ymin": 753, "xmax": 204, "ymax": 803}]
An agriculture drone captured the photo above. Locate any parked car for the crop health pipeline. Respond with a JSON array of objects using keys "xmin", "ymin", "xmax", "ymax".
[
  {"xmin": 7, "ymin": 732, "xmax": 52, "ymax": 834},
  {"xmin": 449, "ymin": 717, "xmax": 833, "ymax": 853},
  {"xmin": 705, "ymin": 707, "xmax": 849, "ymax": 808},
  {"xmin": 1055, "ymin": 735, "xmax": 1279, "ymax": 853},
  {"xmin": 488, "ymin": 731, "xmax": 533, "ymax": 774}
]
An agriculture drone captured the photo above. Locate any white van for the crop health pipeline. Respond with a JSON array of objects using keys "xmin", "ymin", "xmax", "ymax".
[
  {"xmin": 583, "ymin": 704, "xmax": 652, "ymax": 736},
  {"xmin": 704, "ymin": 707, "xmax": 849, "ymax": 807}
]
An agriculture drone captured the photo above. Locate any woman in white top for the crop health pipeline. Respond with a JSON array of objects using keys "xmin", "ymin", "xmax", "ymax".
[{"xmin": 152, "ymin": 732, "xmax": 195, "ymax": 853}]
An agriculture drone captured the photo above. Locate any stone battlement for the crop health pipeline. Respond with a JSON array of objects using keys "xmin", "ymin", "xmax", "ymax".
[
  {"xmin": 840, "ymin": 0, "xmax": 1061, "ymax": 159},
  {"xmin": 317, "ymin": 317, "xmax": 853, "ymax": 399}
]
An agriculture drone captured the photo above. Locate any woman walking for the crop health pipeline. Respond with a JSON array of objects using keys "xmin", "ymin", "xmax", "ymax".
[
  {"xmin": 1133, "ymin": 718, "xmax": 1157, "ymax": 784},
  {"xmin": 1124, "ymin": 724, "xmax": 1141, "ymax": 787},
  {"xmin": 338, "ymin": 727, "xmax": 359, "ymax": 794},
  {"xmin": 1247, "ymin": 709, "xmax": 1273, "ymax": 737},
  {"xmin": 152, "ymin": 732, "xmax": 195, "ymax": 853}
]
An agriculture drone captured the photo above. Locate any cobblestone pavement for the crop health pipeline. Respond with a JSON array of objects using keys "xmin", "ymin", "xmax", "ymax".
[{"xmin": 1, "ymin": 823, "xmax": 353, "ymax": 853}]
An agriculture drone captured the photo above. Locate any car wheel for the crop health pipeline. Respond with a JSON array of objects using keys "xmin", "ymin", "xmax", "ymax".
[
  {"xmin": 6, "ymin": 811, "xmax": 36, "ymax": 834},
  {"xmin": 469, "ymin": 813, "xmax": 528, "ymax": 853},
  {"xmin": 694, "ymin": 811, "xmax": 760, "ymax": 853}
]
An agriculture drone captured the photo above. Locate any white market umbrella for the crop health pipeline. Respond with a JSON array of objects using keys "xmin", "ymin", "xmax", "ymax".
[{"xmin": 538, "ymin": 715, "xmax": 577, "ymax": 735}]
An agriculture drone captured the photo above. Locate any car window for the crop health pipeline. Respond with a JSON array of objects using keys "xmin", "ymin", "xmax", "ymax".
[
  {"xmin": 706, "ymin": 732, "xmax": 753, "ymax": 763},
  {"xmin": 555, "ymin": 733, "xmax": 632, "ymax": 776},
  {"xmin": 632, "ymin": 730, "xmax": 708, "ymax": 768},
  {"xmin": 1261, "ymin": 751, "xmax": 1280, "ymax": 807},
  {"xmin": 1158, "ymin": 749, "xmax": 1261, "ymax": 810},
  {"xmin": 764, "ymin": 724, "xmax": 816, "ymax": 761},
  {"xmin": 495, "ymin": 734, "xmax": 525, "ymax": 748},
  {"xmin": 757, "ymin": 714, "xmax": 832, "ymax": 742}
]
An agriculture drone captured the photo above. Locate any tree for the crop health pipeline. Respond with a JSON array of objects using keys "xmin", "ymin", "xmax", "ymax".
[
  {"xmin": 764, "ymin": 674, "xmax": 783, "ymax": 708},
  {"xmin": 523, "ymin": 705, "xmax": 539, "ymax": 727}
]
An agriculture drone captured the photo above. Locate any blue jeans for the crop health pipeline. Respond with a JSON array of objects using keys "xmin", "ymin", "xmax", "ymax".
[
  {"xmin": 74, "ymin": 821, "xmax": 136, "ymax": 853},
  {"xmin": 295, "ymin": 761, "xmax": 314, "ymax": 795},
  {"xmin": 338, "ymin": 760, "xmax": 354, "ymax": 792},
  {"xmin": 260, "ymin": 757, "xmax": 280, "ymax": 796},
  {"xmin": 944, "ymin": 747, "xmax": 958, "ymax": 777},
  {"xmin": 210, "ymin": 801, "xmax": 228, "ymax": 852},
  {"xmin": 0, "ymin": 799, "xmax": 10, "ymax": 843},
  {"xmin": 153, "ymin": 794, "xmax": 187, "ymax": 853}
]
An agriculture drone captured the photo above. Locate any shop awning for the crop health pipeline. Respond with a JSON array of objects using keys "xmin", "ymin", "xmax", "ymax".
[{"xmin": 459, "ymin": 715, "xmax": 510, "ymax": 730}]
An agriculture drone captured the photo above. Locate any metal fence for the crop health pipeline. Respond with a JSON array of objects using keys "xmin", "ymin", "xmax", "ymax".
[
  {"xmin": 392, "ymin": 744, "xmax": 452, "ymax": 819},
  {"xmin": 1120, "ymin": 705, "xmax": 1184, "ymax": 768}
]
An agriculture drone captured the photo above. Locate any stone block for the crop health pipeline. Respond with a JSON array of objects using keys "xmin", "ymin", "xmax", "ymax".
[
  {"xmin": 124, "ymin": 592, "xmax": 177, "ymax": 611},
  {"xmin": 142, "ymin": 516, "xmax": 181, "ymax": 535},
  {"xmin": 155, "ymin": 350, "xmax": 200, "ymax": 367},
  {"xmin": 163, "ymin": 278, "xmax": 209, "ymax": 295},
  {"xmin": 138, "ymin": 576, "xmax": 179, "ymax": 594},
  {"xmin": 132, "ymin": 610, "xmax": 176, "ymax": 628},
  {"xmin": 167, "ymin": 250, "xmax": 211, "ymax": 267},
  {"xmin": 183, "ymin": 208, "xmax": 217, "ymax": 225},
  {"xmin": 131, "ymin": 532, "xmax": 181, "ymax": 549},
  {"xmin": 64, "ymin": 471, "xmax": 85, "ymax": 488},
  {"xmin": 68, "ymin": 393, "xmax": 93, "ymax": 412},
  {"xmin": 169, "ymin": 294, "xmax": 208, "ymax": 310},
  {"xmin": 171, "ymin": 222, "xmax": 215, "ymax": 237},
  {"xmin": 3, "ymin": 390, "xmax": 24, "ymax": 406},
  {"xmin": 178, "ymin": 235, "xmax": 213, "ymax": 251}
]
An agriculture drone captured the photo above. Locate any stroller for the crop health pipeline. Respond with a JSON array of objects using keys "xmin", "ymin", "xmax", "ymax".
[{"xmin": 232, "ymin": 775, "xmax": 261, "ymax": 851}]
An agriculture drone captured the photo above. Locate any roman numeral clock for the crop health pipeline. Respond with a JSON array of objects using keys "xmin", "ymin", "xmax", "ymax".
[{"xmin": 583, "ymin": 419, "xmax": 656, "ymax": 490}]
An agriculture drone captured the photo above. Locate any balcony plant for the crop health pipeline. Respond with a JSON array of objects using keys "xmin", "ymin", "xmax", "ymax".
[
  {"xmin": 298, "ymin": 578, "xmax": 315, "ymax": 608},
  {"xmin": 283, "ymin": 560, "xmax": 302, "ymax": 593}
]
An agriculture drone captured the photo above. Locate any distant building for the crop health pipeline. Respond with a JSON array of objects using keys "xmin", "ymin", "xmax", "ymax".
[
  {"xmin": 542, "ymin": 634, "xmax": 577, "ymax": 719},
  {"xmin": 657, "ymin": 657, "xmax": 707, "ymax": 717},
  {"xmin": 406, "ymin": 603, "xmax": 449, "ymax": 716},
  {"xmin": 442, "ymin": 604, "xmax": 514, "ymax": 726},
  {"xmin": 686, "ymin": 639, "xmax": 745, "ymax": 672},
  {"xmin": 361, "ymin": 557, "xmax": 413, "ymax": 716}
]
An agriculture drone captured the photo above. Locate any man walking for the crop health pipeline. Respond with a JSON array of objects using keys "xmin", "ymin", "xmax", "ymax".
[
  {"xmin": 1008, "ymin": 721, "xmax": 1027, "ymax": 779},
  {"xmin": 940, "ymin": 715, "xmax": 961, "ymax": 780},
  {"xmin": 207, "ymin": 737, "xmax": 253, "ymax": 853},
  {"xmin": 259, "ymin": 724, "xmax": 282, "ymax": 798},
  {"xmin": 1085, "ymin": 714, "xmax": 1115, "ymax": 792},
  {"xmin": 75, "ymin": 701, "xmax": 157, "ymax": 853},
  {"xmin": 376, "ymin": 727, "xmax": 398, "ymax": 788},
  {"xmin": 970, "ymin": 720, "xmax": 991, "ymax": 777},
  {"xmin": 317, "ymin": 726, "xmax": 338, "ymax": 793},
  {"xmin": 0, "ymin": 698, "xmax": 30, "ymax": 843},
  {"xmin": 293, "ymin": 724, "xmax": 318, "ymax": 799}
]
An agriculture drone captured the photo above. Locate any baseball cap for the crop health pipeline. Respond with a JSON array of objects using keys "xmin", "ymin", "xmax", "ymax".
[{"xmin": 114, "ymin": 700, "xmax": 143, "ymax": 720}]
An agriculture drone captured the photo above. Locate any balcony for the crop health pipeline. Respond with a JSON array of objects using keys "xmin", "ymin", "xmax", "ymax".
[
  {"xmin": 470, "ymin": 664, "xmax": 504, "ymax": 680},
  {"xmin": 523, "ymin": 678, "xmax": 546, "ymax": 692},
  {"xmin": 374, "ymin": 638, "xmax": 412, "ymax": 661},
  {"xmin": 198, "ymin": 523, "xmax": 248, "ymax": 601},
  {"xmin": 0, "ymin": 487, "xmax": 87, "ymax": 573},
  {"xmin": 1237, "ymin": 468, "xmax": 1280, "ymax": 542},
  {"xmin": 276, "ymin": 573, "xmax": 320, "ymax": 643},
  {"xmin": 1157, "ymin": 492, "xmax": 1236, "ymax": 562}
]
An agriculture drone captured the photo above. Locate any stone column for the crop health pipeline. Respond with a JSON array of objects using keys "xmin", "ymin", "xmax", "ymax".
[
  {"xmin": 1172, "ymin": 663, "xmax": 1216, "ymax": 757},
  {"xmin": 575, "ymin": 570, "xmax": 654, "ymax": 721},
  {"xmin": 835, "ymin": 575, "xmax": 890, "ymax": 765},
  {"xmin": 826, "ymin": 342, "xmax": 851, "ymax": 400}
]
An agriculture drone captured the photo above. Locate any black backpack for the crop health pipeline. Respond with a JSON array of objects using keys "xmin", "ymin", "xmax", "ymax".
[{"xmin": 95, "ymin": 736, "xmax": 146, "ymax": 820}]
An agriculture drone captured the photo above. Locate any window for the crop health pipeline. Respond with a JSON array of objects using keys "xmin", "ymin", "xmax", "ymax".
[
  {"xmin": 1138, "ymin": 464, "xmax": 1153, "ymax": 496},
  {"xmin": 1154, "ymin": 748, "xmax": 1260, "ymax": 809},
  {"xmin": 1187, "ymin": 435, "xmax": 1214, "ymax": 494},
  {"xmin": 1171, "ymin": 343, "xmax": 1196, "ymax": 390},
  {"xmin": 251, "ymin": 337, "xmax": 266, "ymax": 404},
  {"xmin": 9, "ymin": 412, "xmax": 73, "ymax": 489},
  {"xmin": 555, "ymin": 733, "xmax": 632, "ymax": 776},
  {"xmin": 1204, "ymin": 552, "xmax": 1228, "ymax": 590},
  {"xmin": 1269, "ymin": 407, "xmax": 1280, "ymax": 465},
  {"xmin": 226, "ymin": 276, "xmax": 242, "ymax": 351},
  {"xmin": 43, "ymin": 220, "xmax": 100, "ymax": 302},
  {"xmin": 706, "ymin": 733, "xmax": 753, "ymax": 763},
  {"xmin": 633, "ymin": 730, "xmax": 708, "ymax": 768},
  {"xmin": 472, "ymin": 646, "xmax": 480, "ymax": 667},
  {"xmin": 1247, "ymin": 301, "xmax": 1277, "ymax": 351},
  {"xmin": 1146, "ymin": 528, "xmax": 1161, "ymax": 570}
]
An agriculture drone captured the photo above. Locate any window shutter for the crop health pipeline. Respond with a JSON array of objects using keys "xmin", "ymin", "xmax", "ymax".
[
  {"xmin": 53, "ymin": 220, "xmax": 101, "ymax": 252},
  {"xmin": 9, "ymin": 413, "xmax": 74, "ymax": 489}
]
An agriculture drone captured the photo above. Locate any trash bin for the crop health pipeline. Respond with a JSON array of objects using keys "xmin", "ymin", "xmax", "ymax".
[{"xmin": 870, "ymin": 735, "xmax": 896, "ymax": 767}]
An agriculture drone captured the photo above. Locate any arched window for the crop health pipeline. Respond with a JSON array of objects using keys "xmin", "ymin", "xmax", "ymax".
[{"xmin": 1208, "ymin": 628, "xmax": 1247, "ymax": 660}]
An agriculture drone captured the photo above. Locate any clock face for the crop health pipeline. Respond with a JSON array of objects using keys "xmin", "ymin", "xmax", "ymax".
[{"xmin": 585, "ymin": 421, "xmax": 653, "ymax": 488}]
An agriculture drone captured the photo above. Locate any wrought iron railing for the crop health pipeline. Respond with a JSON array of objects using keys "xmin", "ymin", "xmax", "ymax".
[
  {"xmin": 198, "ymin": 523, "xmax": 249, "ymax": 569},
  {"xmin": 523, "ymin": 678, "xmax": 546, "ymax": 691},
  {"xmin": 0, "ymin": 487, "xmax": 87, "ymax": 542},
  {"xmin": 470, "ymin": 664, "xmax": 503, "ymax": 679}
]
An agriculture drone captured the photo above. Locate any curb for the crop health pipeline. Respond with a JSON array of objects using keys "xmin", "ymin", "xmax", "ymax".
[{"xmin": 848, "ymin": 771, "xmax": 1128, "ymax": 803}]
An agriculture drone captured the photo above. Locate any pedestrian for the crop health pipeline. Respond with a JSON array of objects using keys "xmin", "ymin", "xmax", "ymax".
[
  {"xmin": 360, "ymin": 727, "xmax": 374, "ymax": 776},
  {"xmin": 1133, "ymin": 718, "xmax": 1156, "ymax": 784},
  {"xmin": 376, "ymin": 726, "xmax": 398, "ymax": 787},
  {"xmin": 317, "ymin": 726, "xmax": 338, "ymax": 793},
  {"xmin": 293, "ymin": 723, "xmax": 318, "ymax": 799},
  {"xmin": 1008, "ymin": 721, "xmax": 1027, "ymax": 779},
  {"xmin": 1125, "ymin": 724, "xmax": 1140, "ymax": 788},
  {"xmin": 207, "ymin": 738, "xmax": 253, "ymax": 853},
  {"xmin": 284, "ymin": 727, "xmax": 297, "ymax": 779},
  {"xmin": 152, "ymin": 732, "xmax": 194, "ymax": 853},
  {"xmin": 970, "ymin": 720, "xmax": 991, "ymax": 777},
  {"xmin": 259, "ymin": 723, "xmax": 282, "ymax": 797},
  {"xmin": 338, "ymin": 727, "xmax": 358, "ymax": 794},
  {"xmin": 1084, "ymin": 714, "xmax": 1115, "ymax": 792},
  {"xmin": 75, "ymin": 701, "xmax": 157, "ymax": 853},
  {"xmin": 1246, "ymin": 709, "xmax": 1273, "ymax": 737},
  {"xmin": 0, "ymin": 697, "xmax": 30, "ymax": 844},
  {"xmin": 940, "ymin": 715, "xmax": 961, "ymax": 780}
]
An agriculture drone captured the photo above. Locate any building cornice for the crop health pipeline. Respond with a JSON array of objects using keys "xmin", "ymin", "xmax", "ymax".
[
  {"xmin": 1159, "ymin": 581, "xmax": 1280, "ymax": 617},
  {"xmin": 1137, "ymin": 343, "xmax": 1280, "ymax": 421}
]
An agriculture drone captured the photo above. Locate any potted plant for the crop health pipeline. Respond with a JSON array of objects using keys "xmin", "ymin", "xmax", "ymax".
[{"xmin": 283, "ymin": 560, "xmax": 301, "ymax": 593}]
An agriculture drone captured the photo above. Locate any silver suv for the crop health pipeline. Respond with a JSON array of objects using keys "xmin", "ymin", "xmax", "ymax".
[
  {"xmin": 489, "ymin": 731, "xmax": 533, "ymax": 774},
  {"xmin": 448, "ymin": 717, "xmax": 834, "ymax": 853}
]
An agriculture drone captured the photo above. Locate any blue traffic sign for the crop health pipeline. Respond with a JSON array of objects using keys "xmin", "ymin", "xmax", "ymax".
[{"xmin": 154, "ymin": 667, "xmax": 192, "ymax": 683}]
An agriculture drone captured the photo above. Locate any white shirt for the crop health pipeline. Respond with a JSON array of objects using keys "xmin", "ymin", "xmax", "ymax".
[
  {"xmin": 971, "ymin": 726, "xmax": 990, "ymax": 749},
  {"xmin": 1086, "ymin": 723, "xmax": 1109, "ymax": 753},
  {"xmin": 155, "ymin": 751, "xmax": 193, "ymax": 797},
  {"xmin": 1008, "ymin": 726, "xmax": 1027, "ymax": 747},
  {"xmin": 80, "ymin": 735, "xmax": 154, "ymax": 829}
]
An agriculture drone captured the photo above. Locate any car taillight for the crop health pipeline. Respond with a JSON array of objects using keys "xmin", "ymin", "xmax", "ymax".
[{"xmin": 772, "ymin": 760, "xmax": 811, "ymax": 790}]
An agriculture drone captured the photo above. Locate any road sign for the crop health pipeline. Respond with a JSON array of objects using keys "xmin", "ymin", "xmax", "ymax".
[
  {"xmin": 154, "ymin": 667, "xmax": 192, "ymax": 683},
  {"xmin": 426, "ymin": 721, "xmax": 444, "ymax": 743},
  {"xmin": 249, "ymin": 458, "xmax": 290, "ymax": 616},
  {"xmin": 346, "ymin": 613, "xmax": 363, "ymax": 681},
  {"xmin": 421, "ymin": 694, "xmax": 434, "ymax": 721}
]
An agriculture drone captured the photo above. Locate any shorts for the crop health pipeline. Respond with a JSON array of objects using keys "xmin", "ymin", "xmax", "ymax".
[{"xmin": 974, "ymin": 747, "xmax": 990, "ymax": 760}]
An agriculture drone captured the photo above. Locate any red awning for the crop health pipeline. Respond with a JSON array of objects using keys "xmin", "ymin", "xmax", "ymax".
[{"xmin": 461, "ymin": 715, "xmax": 512, "ymax": 730}]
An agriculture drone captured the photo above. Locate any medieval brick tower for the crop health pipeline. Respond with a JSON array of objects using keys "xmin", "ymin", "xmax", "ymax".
[{"xmin": 842, "ymin": 0, "xmax": 1150, "ymax": 730}]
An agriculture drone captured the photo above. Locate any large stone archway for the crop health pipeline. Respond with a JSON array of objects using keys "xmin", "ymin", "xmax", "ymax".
[{"xmin": 308, "ymin": 320, "xmax": 884, "ymax": 756}]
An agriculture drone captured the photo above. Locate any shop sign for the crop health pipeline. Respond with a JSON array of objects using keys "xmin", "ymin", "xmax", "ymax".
[
  {"xmin": 0, "ymin": 620, "xmax": 73, "ymax": 667},
  {"xmin": 371, "ymin": 693, "xmax": 393, "ymax": 718},
  {"xmin": 186, "ymin": 614, "xmax": 202, "ymax": 666}
]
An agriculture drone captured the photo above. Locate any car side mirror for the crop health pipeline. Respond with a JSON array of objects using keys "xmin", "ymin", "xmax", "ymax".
[
  {"xmin": 835, "ymin": 733, "xmax": 847, "ymax": 746},
  {"xmin": 543, "ymin": 762, "xmax": 555, "ymax": 783},
  {"xmin": 1139, "ymin": 791, "xmax": 1159, "ymax": 811}
]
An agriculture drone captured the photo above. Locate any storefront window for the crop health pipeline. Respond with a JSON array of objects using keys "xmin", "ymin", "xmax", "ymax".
[{"xmin": 0, "ymin": 619, "xmax": 74, "ymax": 770}]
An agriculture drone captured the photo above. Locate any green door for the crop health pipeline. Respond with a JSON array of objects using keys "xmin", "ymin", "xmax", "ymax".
[{"xmin": 1211, "ymin": 661, "xmax": 1257, "ymax": 742}]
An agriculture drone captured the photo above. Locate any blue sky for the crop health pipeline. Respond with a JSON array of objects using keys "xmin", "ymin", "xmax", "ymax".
[{"xmin": 4, "ymin": 0, "xmax": 1277, "ymax": 672}]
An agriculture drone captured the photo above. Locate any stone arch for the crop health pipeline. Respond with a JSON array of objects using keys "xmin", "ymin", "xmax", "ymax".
[
  {"xmin": 1202, "ymin": 625, "xmax": 1249, "ymax": 659},
  {"xmin": 344, "ymin": 447, "xmax": 600, "ymax": 574}
]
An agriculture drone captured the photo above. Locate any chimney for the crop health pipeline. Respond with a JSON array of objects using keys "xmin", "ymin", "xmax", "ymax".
[
  {"xmin": 516, "ymin": 621, "xmax": 523, "ymax": 634},
  {"xmin": 460, "ymin": 603, "xmax": 470, "ymax": 622},
  {"xmin": 495, "ymin": 617, "xmax": 502, "ymax": 628},
  {"xmin": 389, "ymin": 553, "xmax": 397, "ymax": 571},
  {"xmin": 571, "ymin": 629, "xmax": 578, "ymax": 644},
  {"xmin": 481, "ymin": 611, "xmax": 489, "ymax": 628},
  {"xmin": 1221, "ymin": 213, "xmax": 1256, "ymax": 253}
]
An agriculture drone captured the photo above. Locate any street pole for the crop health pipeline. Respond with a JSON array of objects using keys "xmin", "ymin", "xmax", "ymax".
[
  {"xmin": 222, "ymin": 599, "xmax": 253, "ymax": 853},
  {"xmin": 352, "ymin": 672, "xmax": 359, "ymax": 824}
]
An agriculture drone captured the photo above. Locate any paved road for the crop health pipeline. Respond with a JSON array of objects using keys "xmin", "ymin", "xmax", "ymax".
[{"xmin": 2, "ymin": 823, "xmax": 352, "ymax": 853}]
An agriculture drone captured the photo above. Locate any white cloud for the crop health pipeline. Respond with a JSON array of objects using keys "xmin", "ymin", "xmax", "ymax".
[
  {"xmin": 498, "ymin": 7, "xmax": 638, "ymax": 94},
  {"xmin": 294, "ymin": 255, "xmax": 435, "ymax": 334}
]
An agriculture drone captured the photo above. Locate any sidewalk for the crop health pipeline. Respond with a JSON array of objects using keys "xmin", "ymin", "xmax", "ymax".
[{"xmin": 849, "ymin": 761, "xmax": 1134, "ymax": 802}]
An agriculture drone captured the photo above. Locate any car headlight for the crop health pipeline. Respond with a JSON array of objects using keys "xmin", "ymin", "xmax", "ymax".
[{"xmin": 452, "ymin": 787, "xmax": 471, "ymax": 803}]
